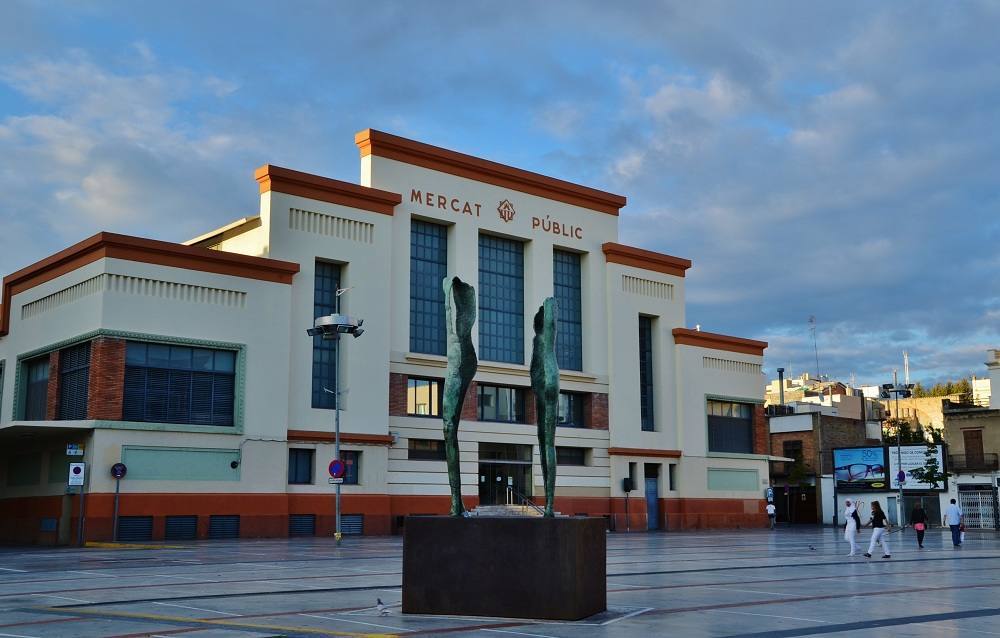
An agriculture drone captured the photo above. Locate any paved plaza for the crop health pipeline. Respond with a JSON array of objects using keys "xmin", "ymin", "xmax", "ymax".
[{"xmin": 1, "ymin": 527, "xmax": 999, "ymax": 637}]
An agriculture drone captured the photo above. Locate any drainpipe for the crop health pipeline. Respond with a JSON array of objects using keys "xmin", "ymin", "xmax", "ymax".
[{"xmin": 777, "ymin": 368, "xmax": 786, "ymax": 406}]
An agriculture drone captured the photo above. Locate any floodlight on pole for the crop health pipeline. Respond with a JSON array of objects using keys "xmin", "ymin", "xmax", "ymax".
[{"xmin": 305, "ymin": 288, "xmax": 364, "ymax": 546}]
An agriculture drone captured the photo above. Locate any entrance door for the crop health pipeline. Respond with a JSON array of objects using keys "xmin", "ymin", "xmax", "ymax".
[
  {"xmin": 478, "ymin": 443, "xmax": 532, "ymax": 506},
  {"xmin": 645, "ymin": 478, "xmax": 660, "ymax": 530},
  {"xmin": 479, "ymin": 463, "xmax": 506, "ymax": 505}
]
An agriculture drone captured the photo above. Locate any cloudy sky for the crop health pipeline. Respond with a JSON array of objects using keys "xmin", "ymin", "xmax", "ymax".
[{"xmin": 2, "ymin": 1, "xmax": 997, "ymax": 386}]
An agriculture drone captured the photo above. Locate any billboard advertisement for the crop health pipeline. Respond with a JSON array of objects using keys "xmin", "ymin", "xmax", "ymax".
[
  {"xmin": 833, "ymin": 446, "xmax": 889, "ymax": 491},
  {"xmin": 888, "ymin": 445, "xmax": 948, "ymax": 492}
]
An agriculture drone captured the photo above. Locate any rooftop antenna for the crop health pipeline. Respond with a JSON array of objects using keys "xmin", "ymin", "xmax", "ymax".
[
  {"xmin": 808, "ymin": 316, "xmax": 820, "ymax": 380},
  {"xmin": 903, "ymin": 350, "xmax": 910, "ymax": 386}
]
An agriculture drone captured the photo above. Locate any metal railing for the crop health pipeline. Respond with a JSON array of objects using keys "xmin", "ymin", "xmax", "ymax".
[
  {"xmin": 506, "ymin": 486, "xmax": 545, "ymax": 516},
  {"xmin": 949, "ymin": 453, "xmax": 999, "ymax": 473}
]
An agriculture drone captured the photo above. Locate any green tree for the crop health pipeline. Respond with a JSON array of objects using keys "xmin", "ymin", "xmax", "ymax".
[
  {"xmin": 883, "ymin": 418, "xmax": 926, "ymax": 444},
  {"xmin": 908, "ymin": 434, "xmax": 950, "ymax": 489}
]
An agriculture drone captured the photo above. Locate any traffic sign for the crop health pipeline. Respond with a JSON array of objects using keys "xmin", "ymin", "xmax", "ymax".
[
  {"xmin": 328, "ymin": 477, "xmax": 344, "ymax": 484},
  {"xmin": 328, "ymin": 459, "xmax": 346, "ymax": 479},
  {"xmin": 111, "ymin": 463, "xmax": 127, "ymax": 479},
  {"xmin": 66, "ymin": 443, "xmax": 84, "ymax": 456},
  {"xmin": 765, "ymin": 487, "xmax": 774, "ymax": 502},
  {"xmin": 68, "ymin": 462, "xmax": 86, "ymax": 486},
  {"xmin": 897, "ymin": 470, "xmax": 906, "ymax": 485}
]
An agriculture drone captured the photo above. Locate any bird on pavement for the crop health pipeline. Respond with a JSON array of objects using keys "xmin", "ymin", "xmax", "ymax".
[{"xmin": 377, "ymin": 598, "xmax": 390, "ymax": 616}]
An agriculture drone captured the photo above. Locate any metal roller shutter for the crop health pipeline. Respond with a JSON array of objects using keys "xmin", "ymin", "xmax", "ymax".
[
  {"xmin": 165, "ymin": 515, "xmax": 198, "ymax": 540},
  {"xmin": 341, "ymin": 514, "xmax": 363, "ymax": 535},
  {"xmin": 117, "ymin": 516, "xmax": 153, "ymax": 542},
  {"xmin": 208, "ymin": 515, "xmax": 240, "ymax": 539}
]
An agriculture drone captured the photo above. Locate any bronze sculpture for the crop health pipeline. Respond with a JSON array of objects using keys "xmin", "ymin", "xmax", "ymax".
[
  {"xmin": 530, "ymin": 297, "xmax": 560, "ymax": 517},
  {"xmin": 441, "ymin": 276, "xmax": 478, "ymax": 516}
]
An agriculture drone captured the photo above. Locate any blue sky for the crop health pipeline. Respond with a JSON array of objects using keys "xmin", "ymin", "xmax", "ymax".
[{"xmin": 2, "ymin": 1, "xmax": 998, "ymax": 387}]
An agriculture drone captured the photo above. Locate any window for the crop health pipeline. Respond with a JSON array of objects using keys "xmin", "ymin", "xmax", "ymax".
[
  {"xmin": 707, "ymin": 400, "xmax": 754, "ymax": 454},
  {"xmin": 783, "ymin": 440, "xmax": 803, "ymax": 463},
  {"xmin": 479, "ymin": 235, "xmax": 524, "ymax": 363},
  {"xmin": 410, "ymin": 220, "xmax": 448, "ymax": 355},
  {"xmin": 477, "ymin": 384, "xmax": 525, "ymax": 423},
  {"xmin": 556, "ymin": 447, "xmax": 587, "ymax": 466},
  {"xmin": 58, "ymin": 342, "xmax": 90, "ymax": 420},
  {"xmin": 668, "ymin": 464, "xmax": 676, "ymax": 491},
  {"xmin": 553, "ymin": 250, "xmax": 583, "ymax": 370},
  {"xmin": 408, "ymin": 439, "xmax": 446, "ymax": 461},
  {"xmin": 557, "ymin": 392, "xmax": 585, "ymax": 427},
  {"xmin": 288, "ymin": 448, "xmax": 314, "ymax": 485},
  {"xmin": 24, "ymin": 356, "xmax": 50, "ymax": 421},
  {"xmin": 123, "ymin": 342, "xmax": 236, "ymax": 426},
  {"xmin": 313, "ymin": 261, "xmax": 341, "ymax": 409},
  {"xmin": 638, "ymin": 316, "xmax": 655, "ymax": 431},
  {"xmin": 342, "ymin": 450, "xmax": 360, "ymax": 485},
  {"xmin": 407, "ymin": 377, "xmax": 442, "ymax": 417}
]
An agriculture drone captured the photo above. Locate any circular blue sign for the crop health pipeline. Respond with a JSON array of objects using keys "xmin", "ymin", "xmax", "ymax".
[
  {"xmin": 328, "ymin": 459, "xmax": 345, "ymax": 479},
  {"xmin": 111, "ymin": 463, "xmax": 127, "ymax": 479},
  {"xmin": 897, "ymin": 470, "xmax": 906, "ymax": 484}
]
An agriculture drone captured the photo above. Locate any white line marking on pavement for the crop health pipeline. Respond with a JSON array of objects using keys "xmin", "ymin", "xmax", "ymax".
[
  {"xmin": 28, "ymin": 594, "xmax": 92, "ymax": 603},
  {"xmin": 300, "ymin": 613, "xmax": 409, "ymax": 632},
  {"xmin": 66, "ymin": 571, "xmax": 111, "ymax": 577},
  {"xmin": 152, "ymin": 574, "xmax": 218, "ymax": 582},
  {"xmin": 699, "ymin": 586, "xmax": 807, "ymax": 597},
  {"xmin": 601, "ymin": 607, "xmax": 653, "ymax": 625},
  {"xmin": 0, "ymin": 568, "xmax": 28, "ymax": 573},
  {"xmin": 152, "ymin": 602, "xmax": 241, "ymax": 616},
  {"xmin": 343, "ymin": 602, "xmax": 401, "ymax": 615},
  {"xmin": 707, "ymin": 609, "xmax": 830, "ymax": 624},
  {"xmin": 927, "ymin": 622, "xmax": 1000, "ymax": 636},
  {"xmin": 0, "ymin": 633, "xmax": 43, "ymax": 638},
  {"xmin": 481, "ymin": 629, "xmax": 559, "ymax": 638}
]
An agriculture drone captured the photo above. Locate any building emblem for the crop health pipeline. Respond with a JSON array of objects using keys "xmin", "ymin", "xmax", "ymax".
[{"xmin": 497, "ymin": 199, "xmax": 516, "ymax": 223}]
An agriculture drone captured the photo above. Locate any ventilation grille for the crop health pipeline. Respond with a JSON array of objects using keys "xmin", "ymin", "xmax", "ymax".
[
  {"xmin": 341, "ymin": 514, "xmax": 364, "ymax": 535},
  {"xmin": 289, "ymin": 514, "xmax": 316, "ymax": 537},
  {"xmin": 622, "ymin": 275, "xmax": 674, "ymax": 300},
  {"xmin": 703, "ymin": 356, "xmax": 762, "ymax": 375},
  {"xmin": 117, "ymin": 516, "xmax": 154, "ymax": 542},
  {"xmin": 165, "ymin": 515, "xmax": 198, "ymax": 540},
  {"xmin": 208, "ymin": 515, "xmax": 240, "ymax": 539},
  {"xmin": 289, "ymin": 208, "xmax": 374, "ymax": 244},
  {"xmin": 21, "ymin": 274, "xmax": 246, "ymax": 319}
]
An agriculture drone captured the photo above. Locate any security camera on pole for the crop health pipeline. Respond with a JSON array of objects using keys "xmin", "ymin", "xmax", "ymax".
[
  {"xmin": 879, "ymin": 370, "xmax": 914, "ymax": 528},
  {"xmin": 306, "ymin": 287, "xmax": 364, "ymax": 546}
]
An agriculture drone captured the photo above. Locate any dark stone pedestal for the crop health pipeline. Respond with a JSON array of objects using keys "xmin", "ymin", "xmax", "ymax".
[{"xmin": 402, "ymin": 516, "xmax": 606, "ymax": 620}]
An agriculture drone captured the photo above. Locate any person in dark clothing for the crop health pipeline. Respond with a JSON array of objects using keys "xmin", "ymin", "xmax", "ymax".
[
  {"xmin": 910, "ymin": 502, "xmax": 929, "ymax": 548},
  {"xmin": 864, "ymin": 501, "xmax": 891, "ymax": 559}
]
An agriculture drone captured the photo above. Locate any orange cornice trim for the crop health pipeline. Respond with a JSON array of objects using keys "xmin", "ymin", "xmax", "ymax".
[
  {"xmin": 608, "ymin": 447, "xmax": 682, "ymax": 458},
  {"xmin": 0, "ymin": 232, "xmax": 300, "ymax": 337},
  {"xmin": 602, "ymin": 243, "xmax": 692, "ymax": 277},
  {"xmin": 672, "ymin": 328, "xmax": 768, "ymax": 356},
  {"xmin": 355, "ymin": 129, "xmax": 627, "ymax": 216},
  {"xmin": 287, "ymin": 430, "xmax": 394, "ymax": 446},
  {"xmin": 255, "ymin": 164, "xmax": 401, "ymax": 215}
]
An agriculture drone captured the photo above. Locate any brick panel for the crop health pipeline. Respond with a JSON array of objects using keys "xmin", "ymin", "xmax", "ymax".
[
  {"xmin": 587, "ymin": 393, "xmax": 609, "ymax": 430},
  {"xmin": 460, "ymin": 381, "xmax": 477, "ymax": 421},
  {"xmin": 389, "ymin": 373, "xmax": 408, "ymax": 416},
  {"xmin": 752, "ymin": 404, "xmax": 768, "ymax": 455},
  {"xmin": 45, "ymin": 350, "xmax": 61, "ymax": 420},
  {"xmin": 524, "ymin": 390, "xmax": 537, "ymax": 425},
  {"xmin": 770, "ymin": 431, "xmax": 818, "ymax": 475},
  {"xmin": 88, "ymin": 337, "xmax": 125, "ymax": 420}
]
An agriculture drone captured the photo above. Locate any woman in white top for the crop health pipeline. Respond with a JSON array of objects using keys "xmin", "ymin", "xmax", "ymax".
[{"xmin": 844, "ymin": 498, "xmax": 861, "ymax": 556}]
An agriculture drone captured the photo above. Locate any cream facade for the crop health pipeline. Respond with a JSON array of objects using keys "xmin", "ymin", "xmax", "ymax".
[{"xmin": 0, "ymin": 130, "xmax": 771, "ymax": 543}]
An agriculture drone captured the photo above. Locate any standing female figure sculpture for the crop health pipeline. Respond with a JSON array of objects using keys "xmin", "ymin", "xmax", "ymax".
[
  {"xmin": 530, "ymin": 298, "xmax": 559, "ymax": 517},
  {"xmin": 441, "ymin": 277, "xmax": 478, "ymax": 516}
]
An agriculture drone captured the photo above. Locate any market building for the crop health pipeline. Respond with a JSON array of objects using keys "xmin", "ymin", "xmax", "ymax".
[{"xmin": 0, "ymin": 130, "xmax": 771, "ymax": 544}]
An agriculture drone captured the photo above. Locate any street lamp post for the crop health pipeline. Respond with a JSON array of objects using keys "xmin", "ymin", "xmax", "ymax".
[
  {"xmin": 307, "ymin": 289, "xmax": 364, "ymax": 546},
  {"xmin": 881, "ymin": 371, "xmax": 914, "ymax": 528}
]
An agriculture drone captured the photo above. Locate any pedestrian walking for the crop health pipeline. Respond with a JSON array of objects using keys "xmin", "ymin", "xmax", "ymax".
[
  {"xmin": 910, "ymin": 502, "xmax": 928, "ymax": 549},
  {"xmin": 864, "ymin": 500, "xmax": 891, "ymax": 559},
  {"xmin": 943, "ymin": 498, "xmax": 963, "ymax": 547},
  {"xmin": 766, "ymin": 502, "xmax": 776, "ymax": 529},
  {"xmin": 844, "ymin": 498, "xmax": 862, "ymax": 556}
]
